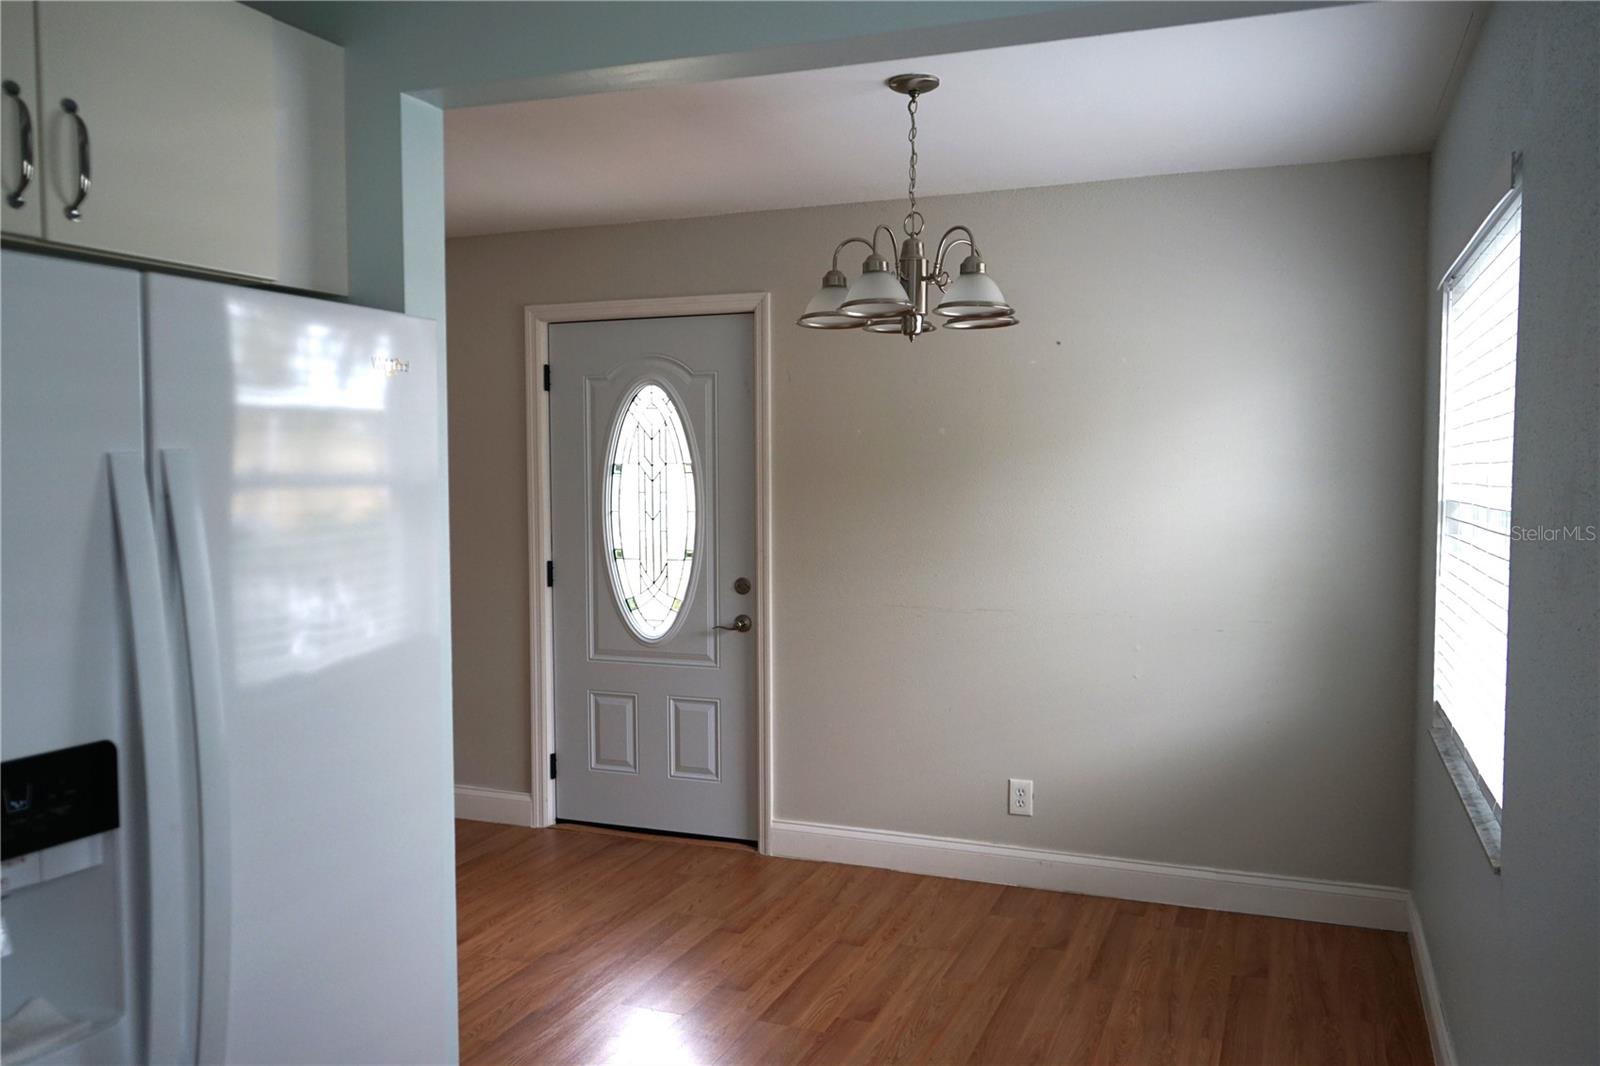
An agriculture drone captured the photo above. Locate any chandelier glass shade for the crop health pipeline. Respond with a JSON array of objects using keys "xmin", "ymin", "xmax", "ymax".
[
  {"xmin": 796, "ymin": 73, "xmax": 1016, "ymax": 340},
  {"xmin": 795, "ymin": 269, "xmax": 857, "ymax": 329},
  {"xmin": 838, "ymin": 256, "xmax": 915, "ymax": 318}
]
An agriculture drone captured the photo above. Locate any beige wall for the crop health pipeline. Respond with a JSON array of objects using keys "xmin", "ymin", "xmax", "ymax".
[
  {"xmin": 1409, "ymin": 5, "xmax": 1599, "ymax": 1061},
  {"xmin": 447, "ymin": 155, "xmax": 1428, "ymax": 886}
]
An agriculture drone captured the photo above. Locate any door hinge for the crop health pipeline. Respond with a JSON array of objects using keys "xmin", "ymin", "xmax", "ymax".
[
  {"xmin": 546, "ymin": 560, "xmax": 554, "ymax": 587},
  {"xmin": 549, "ymin": 752, "xmax": 557, "ymax": 779},
  {"xmin": 543, "ymin": 364, "xmax": 551, "ymax": 391}
]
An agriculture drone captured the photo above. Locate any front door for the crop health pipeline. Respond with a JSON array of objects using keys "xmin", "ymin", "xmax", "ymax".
[{"xmin": 549, "ymin": 313, "xmax": 756, "ymax": 840}]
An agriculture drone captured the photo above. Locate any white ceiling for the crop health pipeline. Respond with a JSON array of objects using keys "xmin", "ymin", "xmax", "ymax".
[{"xmin": 444, "ymin": 3, "xmax": 1476, "ymax": 237}]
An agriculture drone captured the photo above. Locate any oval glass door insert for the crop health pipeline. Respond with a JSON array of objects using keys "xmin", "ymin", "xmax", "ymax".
[{"xmin": 604, "ymin": 383, "xmax": 698, "ymax": 640}]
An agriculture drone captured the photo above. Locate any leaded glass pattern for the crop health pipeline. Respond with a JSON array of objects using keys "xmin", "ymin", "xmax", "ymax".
[{"xmin": 604, "ymin": 383, "xmax": 697, "ymax": 640}]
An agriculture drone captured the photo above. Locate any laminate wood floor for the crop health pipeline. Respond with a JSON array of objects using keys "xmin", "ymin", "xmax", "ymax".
[{"xmin": 456, "ymin": 821, "xmax": 1431, "ymax": 1066}]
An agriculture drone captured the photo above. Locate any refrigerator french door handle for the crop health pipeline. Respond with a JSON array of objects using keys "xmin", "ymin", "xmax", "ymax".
[
  {"xmin": 161, "ymin": 449, "xmax": 232, "ymax": 1066},
  {"xmin": 108, "ymin": 453, "xmax": 197, "ymax": 1066}
]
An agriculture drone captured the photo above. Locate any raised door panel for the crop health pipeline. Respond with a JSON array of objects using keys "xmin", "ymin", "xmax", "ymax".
[
  {"xmin": 36, "ymin": 0, "xmax": 277, "ymax": 279},
  {"xmin": 589, "ymin": 692, "xmax": 639, "ymax": 773},
  {"xmin": 1, "ymin": 0, "xmax": 42, "ymax": 238},
  {"xmin": 669, "ymin": 698, "xmax": 720, "ymax": 782}
]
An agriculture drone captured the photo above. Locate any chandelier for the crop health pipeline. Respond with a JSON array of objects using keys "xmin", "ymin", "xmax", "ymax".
[{"xmin": 798, "ymin": 74, "xmax": 1017, "ymax": 340}]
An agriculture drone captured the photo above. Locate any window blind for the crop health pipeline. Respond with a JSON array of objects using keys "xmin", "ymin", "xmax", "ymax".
[{"xmin": 1434, "ymin": 192, "xmax": 1521, "ymax": 806}]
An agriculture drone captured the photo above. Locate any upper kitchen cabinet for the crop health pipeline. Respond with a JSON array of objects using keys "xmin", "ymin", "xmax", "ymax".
[
  {"xmin": 36, "ymin": 2, "xmax": 279, "ymax": 280},
  {"xmin": 1, "ymin": 2, "xmax": 347, "ymax": 294},
  {"xmin": 1, "ymin": 1, "xmax": 41, "ymax": 239},
  {"xmin": 270, "ymin": 21, "xmax": 348, "ymax": 297}
]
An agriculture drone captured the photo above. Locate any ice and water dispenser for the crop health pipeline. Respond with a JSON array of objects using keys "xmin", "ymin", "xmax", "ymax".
[{"xmin": 1, "ymin": 741, "xmax": 128, "ymax": 1062}]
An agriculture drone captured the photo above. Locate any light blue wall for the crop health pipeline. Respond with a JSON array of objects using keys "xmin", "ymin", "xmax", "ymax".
[
  {"xmin": 249, "ymin": 1, "xmax": 1321, "ymax": 314},
  {"xmin": 399, "ymin": 95, "xmax": 445, "ymax": 325},
  {"xmin": 253, "ymin": 1, "xmax": 1060, "ymax": 311},
  {"xmin": 1411, "ymin": 4, "xmax": 1599, "ymax": 1063}
]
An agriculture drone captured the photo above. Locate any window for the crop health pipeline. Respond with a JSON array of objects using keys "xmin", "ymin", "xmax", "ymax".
[
  {"xmin": 1434, "ymin": 188, "xmax": 1521, "ymax": 812},
  {"xmin": 604, "ymin": 383, "xmax": 698, "ymax": 641}
]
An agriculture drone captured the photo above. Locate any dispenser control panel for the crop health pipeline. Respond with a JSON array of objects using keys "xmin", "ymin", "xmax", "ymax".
[{"xmin": 2, "ymin": 741, "xmax": 119, "ymax": 861}]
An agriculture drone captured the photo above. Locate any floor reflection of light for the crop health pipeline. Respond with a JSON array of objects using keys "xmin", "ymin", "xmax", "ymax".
[{"xmin": 602, "ymin": 1008, "xmax": 701, "ymax": 1066}]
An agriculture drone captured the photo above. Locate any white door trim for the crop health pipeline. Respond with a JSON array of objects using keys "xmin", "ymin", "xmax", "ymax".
[{"xmin": 524, "ymin": 294, "xmax": 774, "ymax": 851}]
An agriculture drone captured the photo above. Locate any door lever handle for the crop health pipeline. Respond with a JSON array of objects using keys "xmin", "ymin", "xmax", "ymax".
[{"xmin": 714, "ymin": 614, "xmax": 753, "ymax": 633}]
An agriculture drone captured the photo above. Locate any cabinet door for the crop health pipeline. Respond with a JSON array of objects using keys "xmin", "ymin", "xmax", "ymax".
[
  {"xmin": 271, "ymin": 21, "xmax": 347, "ymax": 295},
  {"xmin": 36, "ymin": 1, "xmax": 277, "ymax": 279},
  {"xmin": 1, "ymin": 0, "xmax": 42, "ymax": 238}
]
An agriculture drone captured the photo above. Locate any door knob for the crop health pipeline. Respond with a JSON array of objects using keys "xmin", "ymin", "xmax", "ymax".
[{"xmin": 714, "ymin": 614, "xmax": 752, "ymax": 633}]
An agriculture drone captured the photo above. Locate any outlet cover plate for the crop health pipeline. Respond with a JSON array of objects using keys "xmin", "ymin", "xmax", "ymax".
[{"xmin": 1008, "ymin": 778, "xmax": 1034, "ymax": 816}]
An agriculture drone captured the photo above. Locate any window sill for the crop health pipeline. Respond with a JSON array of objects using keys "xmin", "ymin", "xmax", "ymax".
[{"xmin": 1429, "ymin": 705, "xmax": 1502, "ymax": 872}]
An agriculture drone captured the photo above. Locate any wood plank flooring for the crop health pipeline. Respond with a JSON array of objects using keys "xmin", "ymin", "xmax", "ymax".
[{"xmin": 456, "ymin": 822, "xmax": 1431, "ymax": 1065}]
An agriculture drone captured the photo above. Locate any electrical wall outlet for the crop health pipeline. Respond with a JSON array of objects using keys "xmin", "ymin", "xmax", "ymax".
[{"xmin": 1008, "ymin": 778, "xmax": 1034, "ymax": 816}]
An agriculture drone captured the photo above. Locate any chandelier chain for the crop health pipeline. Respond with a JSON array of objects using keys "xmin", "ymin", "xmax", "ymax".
[{"xmin": 904, "ymin": 92, "xmax": 922, "ymax": 237}]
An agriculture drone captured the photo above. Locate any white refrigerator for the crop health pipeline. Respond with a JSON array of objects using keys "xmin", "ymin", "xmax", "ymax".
[{"xmin": 0, "ymin": 250, "xmax": 459, "ymax": 1065}]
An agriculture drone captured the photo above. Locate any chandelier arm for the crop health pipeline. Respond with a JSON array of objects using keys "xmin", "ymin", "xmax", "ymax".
[
  {"xmin": 872, "ymin": 224, "xmax": 899, "ymax": 259},
  {"xmin": 830, "ymin": 236, "xmax": 877, "ymax": 271},
  {"xmin": 933, "ymin": 239, "xmax": 971, "ymax": 285},
  {"xmin": 933, "ymin": 226, "xmax": 980, "ymax": 275}
]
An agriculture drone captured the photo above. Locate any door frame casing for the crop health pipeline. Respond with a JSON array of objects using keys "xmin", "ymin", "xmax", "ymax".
[{"xmin": 524, "ymin": 294, "xmax": 774, "ymax": 851}]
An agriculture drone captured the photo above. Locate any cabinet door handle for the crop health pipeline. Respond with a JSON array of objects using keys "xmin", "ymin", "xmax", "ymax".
[
  {"xmin": 2, "ymin": 80, "xmax": 32, "ymax": 209},
  {"xmin": 61, "ymin": 98, "xmax": 89, "ymax": 220}
]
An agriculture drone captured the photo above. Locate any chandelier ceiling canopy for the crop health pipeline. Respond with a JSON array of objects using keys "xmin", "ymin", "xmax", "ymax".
[{"xmin": 798, "ymin": 74, "xmax": 1017, "ymax": 340}]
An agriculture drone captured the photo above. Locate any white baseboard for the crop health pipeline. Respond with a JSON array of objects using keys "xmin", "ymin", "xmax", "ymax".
[
  {"xmin": 454, "ymin": 785, "xmax": 535, "ymax": 826},
  {"xmin": 1408, "ymin": 900, "xmax": 1458, "ymax": 1066},
  {"xmin": 766, "ymin": 818, "xmax": 1409, "ymax": 931}
]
